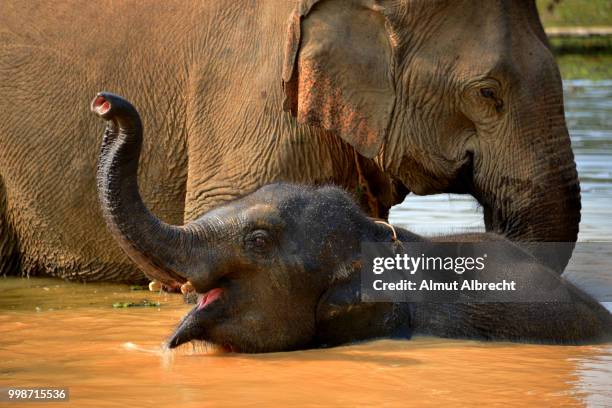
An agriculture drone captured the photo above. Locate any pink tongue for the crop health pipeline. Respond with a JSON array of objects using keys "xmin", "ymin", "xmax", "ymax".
[{"xmin": 197, "ymin": 288, "xmax": 223, "ymax": 310}]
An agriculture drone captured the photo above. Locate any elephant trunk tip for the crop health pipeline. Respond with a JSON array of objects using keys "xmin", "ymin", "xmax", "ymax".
[
  {"xmin": 90, "ymin": 92, "xmax": 141, "ymax": 127},
  {"xmin": 91, "ymin": 94, "xmax": 112, "ymax": 117}
]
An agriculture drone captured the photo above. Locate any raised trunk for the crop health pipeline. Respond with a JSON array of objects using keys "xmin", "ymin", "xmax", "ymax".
[{"xmin": 93, "ymin": 93, "xmax": 193, "ymax": 287}]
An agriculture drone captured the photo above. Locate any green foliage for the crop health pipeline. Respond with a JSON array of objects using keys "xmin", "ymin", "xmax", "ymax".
[
  {"xmin": 550, "ymin": 36, "xmax": 612, "ymax": 54},
  {"xmin": 556, "ymin": 54, "xmax": 612, "ymax": 79},
  {"xmin": 537, "ymin": 0, "xmax": 612, "ymax": 27},
  {"xmin": 535, "ymin": 1, "xmax": 612, "ymax": 75},
  {"xmin": 112, "ymin": 299, "xmax": 161, "ymax": 308}
]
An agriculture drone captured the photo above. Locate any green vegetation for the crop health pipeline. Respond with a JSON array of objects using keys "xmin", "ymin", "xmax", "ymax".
[
  {"xmin": 112, "ymin": 299, "xmax": 161, "ymax": 308},
  {"xmin": 535, "ymin": 1, "xmax": 611, "ymax": 78},
  {"xmin": 557, "ymin": 54, "xmax": 612, "ymax": 79},
  {"xmin": 537, "ymin": 0, "xmax": 612, "ymax": 27},
  {"xmin": 549, "ymin": 36, "xmax": 612, "ymax": 54}
]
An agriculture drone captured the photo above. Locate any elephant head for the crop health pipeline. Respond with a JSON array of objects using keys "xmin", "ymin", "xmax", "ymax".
[
  {"xmin": 92, "ymin": 93, "xmax": 397, "ymax": 351},
  {"xmin": 282, "ymin": 0, "xmax": 580, "ymax": 272}
]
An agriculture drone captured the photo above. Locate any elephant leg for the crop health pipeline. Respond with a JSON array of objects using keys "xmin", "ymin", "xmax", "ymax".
[{"xmin": 0, "ymin": 174, "xmax": 21, "ymax": 276}]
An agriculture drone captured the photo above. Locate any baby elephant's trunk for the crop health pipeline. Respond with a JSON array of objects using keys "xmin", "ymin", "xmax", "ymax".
[{"xmin": 92, "ymin": 92, "xmax": 193, "ymax": 288}]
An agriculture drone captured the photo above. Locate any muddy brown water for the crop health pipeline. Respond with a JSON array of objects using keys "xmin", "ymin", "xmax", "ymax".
[
  {"xmin": 1, "ymin": 278, "xmax": 611, "ymax": 407},
  {"xmin": 1, "ymin": 80, "xmax": 612, "ymax": 406}
]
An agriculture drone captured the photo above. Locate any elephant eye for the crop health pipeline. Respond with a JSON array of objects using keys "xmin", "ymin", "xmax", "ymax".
[
  {"xmin": 479, "ymin": 87, "xmax": 504, "ymax": 113},
  {"xmin": 480, "ymin": 88, "xmax": 495, "ymax": 98},
  {"xmin": 245, "ymin": 230, "xmax": 271, "ymax": 253}
]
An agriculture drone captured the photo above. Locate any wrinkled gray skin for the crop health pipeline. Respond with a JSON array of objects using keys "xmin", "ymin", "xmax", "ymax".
[
  {"xmin": 94, "ymin": 94, "xmax": 609, "ymax": 353},
  {"xmin": 1, "ymin": 0, "xmax": 578, "ymax": 282}
]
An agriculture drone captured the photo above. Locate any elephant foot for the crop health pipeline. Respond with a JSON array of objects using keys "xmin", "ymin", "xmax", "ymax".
[
  {"xmin": 179, "ymin": 281, "xmax": 194, "ymax": 295},
  {"xmin": 148, "ymin": 280, "xmax": 197, "ymax": 304},
  {"xmin": 180, "ymin": 281, "xmax": 198, "ymax": 304}
]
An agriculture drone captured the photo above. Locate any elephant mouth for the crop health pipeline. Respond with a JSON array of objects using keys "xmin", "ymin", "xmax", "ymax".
[
  {"xmin": 197, "ymin": 287, "xmax": 224, "ymax": 310},
  {"xmin": 167, "ymin": 286, "xmax": 226, "ymax": 350}
]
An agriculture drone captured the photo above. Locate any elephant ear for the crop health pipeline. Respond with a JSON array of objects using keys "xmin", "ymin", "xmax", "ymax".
[
  {"xmin": 314, "ymin": 263, "xmax": 411, "ymax": 347},
  {"xmin": 282, "ymin": 0, "xmax": 395, "ymax": 158}
]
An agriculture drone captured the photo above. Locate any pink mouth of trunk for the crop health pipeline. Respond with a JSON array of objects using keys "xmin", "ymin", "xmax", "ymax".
[
  {"xmin": 92, "ymin": 95, "xmax": 111, "ymax": 115},
  {"xmin": 197, "ymin": 288, "xmax": 223, "ymax": 310}
]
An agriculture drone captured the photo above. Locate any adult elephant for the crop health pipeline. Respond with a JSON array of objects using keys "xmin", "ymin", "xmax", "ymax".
[{"xmin": 0, "ymin": 0, "xmax": 579, "ymax": 282}]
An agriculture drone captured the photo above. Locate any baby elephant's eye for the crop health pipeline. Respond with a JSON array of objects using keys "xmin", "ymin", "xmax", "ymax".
[{"xmin": 245, "ymin": 230, "xmax": 271, "ymax": 253}]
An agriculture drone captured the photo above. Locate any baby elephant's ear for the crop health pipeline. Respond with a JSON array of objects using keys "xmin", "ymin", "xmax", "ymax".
[
  {"xmin": 282, "ymin": 0, "xmax": 395, "ymax": 158},
  {"xmin": 315, "ymin": 272, "xmax": 407, "ymax": 347}
]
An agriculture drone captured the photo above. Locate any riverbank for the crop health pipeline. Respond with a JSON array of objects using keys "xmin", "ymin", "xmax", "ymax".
[
  {"xmin": 547, "ymin": 28, "xmax": 612, "ymax": 55},
  {"xmin": 537, "ymin": 0, "xmax": 611, "ymax": 28},
  {"xmin": 537, "ymin": 0, "xmax": 611, "ymax": 76},
  {"xmin": 557, "ymin": 54, "xmax": 612, "ymax": 79}
]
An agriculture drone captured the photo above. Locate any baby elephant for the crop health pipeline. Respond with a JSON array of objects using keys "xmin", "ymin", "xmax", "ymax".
[{"xmin": 92, "ymin": 92, "xmax": 612, "ymax": 353}]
